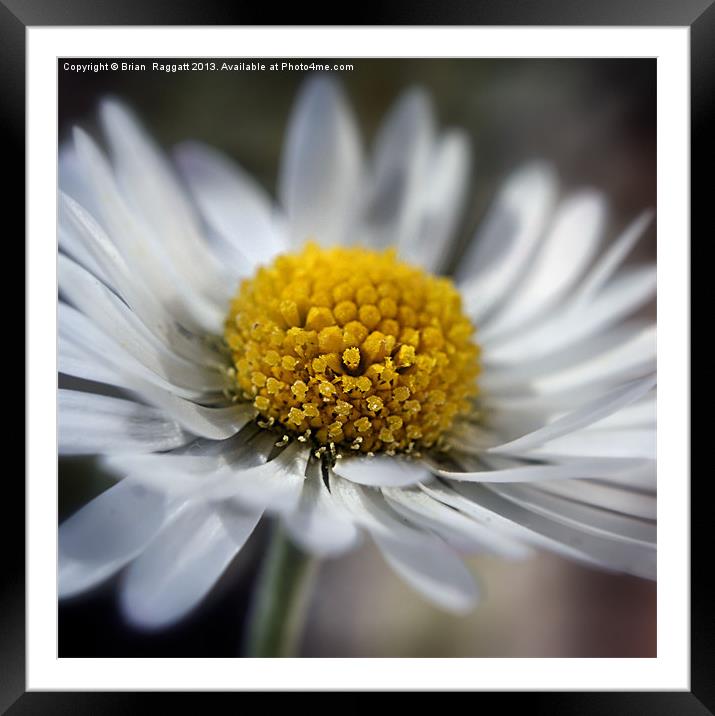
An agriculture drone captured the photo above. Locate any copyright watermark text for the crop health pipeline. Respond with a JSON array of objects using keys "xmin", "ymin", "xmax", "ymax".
[{"xmin": 62, "ymin": 61, "xmax": 355, "ymax": 74}]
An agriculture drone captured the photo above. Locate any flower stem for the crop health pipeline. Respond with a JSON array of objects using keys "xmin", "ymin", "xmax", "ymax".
[{"xmin": 243, "ymin": 522, "xmax": 317, "ymax": 657}]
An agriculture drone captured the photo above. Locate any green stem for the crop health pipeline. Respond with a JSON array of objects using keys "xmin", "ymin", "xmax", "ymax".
[{"xmin": 243, "ymin": 522, "xmax": 317, "ymax": 657}]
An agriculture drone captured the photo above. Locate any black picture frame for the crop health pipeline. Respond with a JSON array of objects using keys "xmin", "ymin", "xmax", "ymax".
[{"xmin": 9, "ymin": 0, "xmax": 703, "ymax": 709}]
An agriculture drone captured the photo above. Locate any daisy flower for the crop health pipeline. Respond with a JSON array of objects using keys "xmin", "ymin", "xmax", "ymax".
[{"xmin": 58, "ymin": 76, "xmax": 656, "ymax": 651}]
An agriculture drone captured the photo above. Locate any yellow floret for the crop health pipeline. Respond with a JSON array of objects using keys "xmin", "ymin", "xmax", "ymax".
[
  {"xmin": 305, "ymin": 306, "xmax": 336, "ymax": 332},
  {"xmin": 224, "ymin": 243, "xmax": 479, "ymax": 454},
  {"xmin": 342, "ymin": 347, "xmax": 361, "ymax": 370},
  {"xmin": 318, "ymin": 326, "xmax": 344, "ymax": 353}
]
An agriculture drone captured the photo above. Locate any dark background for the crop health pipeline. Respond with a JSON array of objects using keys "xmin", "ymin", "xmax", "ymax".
[{"xmin": 58, "ymin": 58, "xmax": 656, "ymax": 657}]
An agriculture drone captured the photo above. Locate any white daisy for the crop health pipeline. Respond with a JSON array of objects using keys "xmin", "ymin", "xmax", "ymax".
[{"xmin": 58, "ymin": 76, "xmax": 656, "ymax": 641}]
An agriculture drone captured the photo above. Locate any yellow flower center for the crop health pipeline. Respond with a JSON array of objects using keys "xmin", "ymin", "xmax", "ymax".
[{"xmin": 224, "ymin": 243, "xmax": 480, "ymax": 456}]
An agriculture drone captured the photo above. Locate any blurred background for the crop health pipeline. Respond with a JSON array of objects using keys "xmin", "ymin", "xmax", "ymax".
[{"xmin": 58, "ymin": 58, "xmax": 656, "ymax": 657}]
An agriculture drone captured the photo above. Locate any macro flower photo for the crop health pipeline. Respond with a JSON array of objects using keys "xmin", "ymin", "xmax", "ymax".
[{"xmin": 58, "ymin": 59, "xmax": 656, "ymax": 658}]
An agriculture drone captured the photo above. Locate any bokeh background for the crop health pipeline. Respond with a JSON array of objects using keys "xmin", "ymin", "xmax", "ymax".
[{"xmin": 58, "ymin": 58, "xmax": 656, "ymax": 657}]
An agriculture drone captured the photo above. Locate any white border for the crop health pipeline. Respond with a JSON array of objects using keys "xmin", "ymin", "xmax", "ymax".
[{"xmin": 28, "ymin": 27, "xmax": 690, "ymax": 690}]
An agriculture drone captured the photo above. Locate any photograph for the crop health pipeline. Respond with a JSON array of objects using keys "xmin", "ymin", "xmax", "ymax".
[{"xmin": 56, "ymin": 57, "xmax": 657, "ymax": 659}]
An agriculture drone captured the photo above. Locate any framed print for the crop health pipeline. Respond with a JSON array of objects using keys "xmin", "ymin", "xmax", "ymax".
[{"xmin": 9, "ymin": 0, "xmax": 704, "ymax": 709}]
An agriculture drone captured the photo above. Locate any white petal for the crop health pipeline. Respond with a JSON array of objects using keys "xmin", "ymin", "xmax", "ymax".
[
  {"xmin": 59, "ymin": 193, "xmax": 220, "ymax": 367},
  {"xmin": 572, "ymin": 209, "xmax": 654, "ymax": 308},
  {"xmin": 101, "ymin": 453, "xmax": 220, "ymax": 497},
  {"xmin": 102, "ymin": 434, "xmax": 282, "ymax": 500},
  {"xmin": 363, "ymin": 88, "xmax": 435, "ymax": 250},
  {"xmin": 487, "ymin": 265, "xmax": 656, "ymax": 363},
  {"xmin": 59, "ymin": 480, "xmax": 170, "ymax": 597},
  {"xmin": 59, "ymin": 390, "xmax": 189, "ymax": 455},
  {"xmin": 121, "ymin": 376, "xmax": 255, "ymax": 440},
  {"xmin": 59, "ymin": 219, "xmax": 107, "ymax": 285},
  {"xmin": 487, "ymin": 483, "xmax": 655, "ymax": 546},
  {"xmin": 481, "ymin": 319, "xmax": 652, "ymax": 391},
  {"xmin": 99, "ymin": 100, "xmax": 229, "ymax": 306},
  {"xmin": 330, "ymin": 475, "xmax": 478, "ymax": 613},
  {"xmin": 593, "ymin": 460, "xmax": 656, "ymax": 490},
  {"xmin": 59, "ymin": 142, "xmax": 100, "ymax": 218},
  {"xmin": 60, "ymin": 191, "xmax": 143, "ymax": 306},
  {"xmin": 59, "ymin": 254, "xmax": 224, "ymax": 394},
  {"xmin": 428, "ymin": 481, "xmax": 656, "ymax": 579},
  {"xmin": 372, "ymin": 532, "xmax": 479, "ymax": 614},
  {"xmin": 383, "ymin": 487, "xmax": 530, "ymax": 559},
  {"xmin": 333, "ymin": 454, "xmax": 432, "ymax": 487},
  {"xmin": 531, "ymin": 428, "xmax": 656, "ymax": 460},
  {"xmin": 433, "ymin": 455, "xmax": 648, "ymax": 483},
  {"xmin": 174, "ymin": 140, "xmax": 288, "ymax": 269},
  {"xmin": 201, "ymin": 440, "xmax": 308, "ymax": 512},
  {"xmin": 59, "ymin": 303, "xmax": 216, "ymax": 401},
  {"xmin": 278, "ymin": 76, "xmax": 362, "ymax": 247},
  {"xmin": 398, "ymin": 129, "xmax": 470, "ymax": 272},
  {"xmin": 592, "ymin": 397, "xmax": 656, "ymax": 429},
  {"xmin": 535, "ymin": 475, "xmax": 656, "ymax": 520},
  {"xmin": 64, "ymin": 345, "xmax": 250, "ymax": 440},
  {"xmin": 481, "ymin": 366, "xmax": 656, "ymax": 417},
  {"xmin": 72, "ymin": 127, "xmax": 224, "ymax": 333},
  {"xmin": 59, "ymin": 348, "xmax": 128, "ymax": 390},
  {"xmin": 525, "ymin": 325, "xmax": 656, "ymax": 396},
  {"xmin": 120, "ymin": 501, "xmax": 261, "ymax": 628},
  {"xmin": 283, "ymin": 463, "xmax": 361, "ymax": 557},
  {"xmin": 481, "ymin": 190, "xmax": 606, "ymax": 339},
  {"xmin": 457, "ymin": 162, "xmax": 558, "ymax": 319},
  {"xmin": 488, "ymin": 373, "xmax": 656, "ymax": 456},
  {"xmin": 329, "ymin": 473, "xmax": 405, "ymax": 535},
  {"xmin": 422, "ymin": 481, "xmax": 599, "ymax": 566}
]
